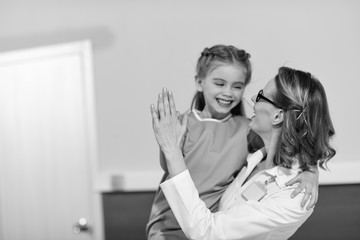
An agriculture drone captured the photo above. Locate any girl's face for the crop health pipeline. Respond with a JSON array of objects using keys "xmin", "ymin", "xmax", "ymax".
[
  {"xmin": 196, "ymin": 63, "xmax": 246, "ymax": 119},
  {"xmin": 249, "ymin": 78, "xmax": 279, "ymax": 137}
]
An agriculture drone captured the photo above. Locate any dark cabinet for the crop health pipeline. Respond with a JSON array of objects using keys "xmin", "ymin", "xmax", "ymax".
[{"xmin": 103, "ymin": 185, "xmax": 360, "ymax": 240}]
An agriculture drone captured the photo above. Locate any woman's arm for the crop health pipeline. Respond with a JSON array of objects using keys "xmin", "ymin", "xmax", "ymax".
[
  {"xmin": 159, "ymin": 112, "xmax": 188, "ymax": 173},
  {"xmin": 159, "ymin": 150, "xmax": 168, "ymax": 173},
  {"xmin": 161, "ymin": 170, "xmax": 312, "ymax": 240},
  {"xmin": 150, "ymin": 88, "xmax": 312, "ymax": 239},
  {"xmin": 150, "ymin": 88, "xmax": 189, "ymax": 177}
]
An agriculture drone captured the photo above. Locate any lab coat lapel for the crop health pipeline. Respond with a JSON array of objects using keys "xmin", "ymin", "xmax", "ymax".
[{"xmin": 244, "ymin": 149, "xmax": 264, "ymax": 181}]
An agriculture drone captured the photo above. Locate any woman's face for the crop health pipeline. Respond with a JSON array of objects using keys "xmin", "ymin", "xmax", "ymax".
[{"xmin": 249, "ymin": 78, "xmax": 279, "ymax": 137}]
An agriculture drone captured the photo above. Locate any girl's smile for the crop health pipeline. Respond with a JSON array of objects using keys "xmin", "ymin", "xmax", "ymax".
[{"xmin": 216, "ymin": 98, "xmax": 234, "ymax": 107}]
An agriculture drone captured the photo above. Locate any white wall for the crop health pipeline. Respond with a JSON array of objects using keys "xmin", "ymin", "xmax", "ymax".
[{"xmin": 1, "ymin": 0, "xmax": 359, "ymax": 188}]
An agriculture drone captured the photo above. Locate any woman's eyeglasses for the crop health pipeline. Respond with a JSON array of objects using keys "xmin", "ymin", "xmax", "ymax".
[{"xmin": 256, "ymin": 90, "xmax": 282, "ymax": 109}]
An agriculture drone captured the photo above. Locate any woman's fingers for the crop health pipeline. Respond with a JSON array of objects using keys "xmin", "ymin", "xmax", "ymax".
[
  {"xmin": 157, "ymin": 88, "xmax": 177, "ymax": 119},
  {"xmin": 151, "ymin": 88, "xmax": 186, "ymax": 154},
  {"xmin": 150, "ymin": 104, "xmax": 159, "ymax": 126},
  {"xmin": 162, "ymin": 88, "xmax": 171, "ymax": 117},
  {"xmin": 168, "ymin": 90, "xmax": 177, "ymax": 117},
  {"xmin": 157, "ymin": 92, "xmax": 165, "ymax": 119}
]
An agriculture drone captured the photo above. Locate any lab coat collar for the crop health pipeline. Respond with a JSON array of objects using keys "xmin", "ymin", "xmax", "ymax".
[{"xmin": 247, "ymin": 150, "xmax": 302, "ymax": 189}]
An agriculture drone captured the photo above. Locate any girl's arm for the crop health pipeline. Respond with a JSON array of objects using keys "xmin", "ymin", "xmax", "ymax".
[{"xmin": 286, "ymin": 165, "xmax": 319, "ymax": 210}]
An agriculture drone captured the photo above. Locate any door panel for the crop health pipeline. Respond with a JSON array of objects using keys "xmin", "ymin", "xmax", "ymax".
[{"xmin": 0, "ymin": 41, "xmax": 102, "ymax": 240}]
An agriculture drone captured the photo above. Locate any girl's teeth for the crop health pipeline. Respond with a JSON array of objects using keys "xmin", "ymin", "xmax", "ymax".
[{"xmin": 218, "ymin": 99, "xmax": 231, "ymax": 104}]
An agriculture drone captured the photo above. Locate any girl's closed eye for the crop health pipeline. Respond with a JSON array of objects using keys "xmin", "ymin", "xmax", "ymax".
[
  {"xmin": 213, "ymin": 79, "xmax": 225, "ymax": 87},
  {"xmin": 233, "ymin": 83, "xmax": 245, "ymax": 90}
]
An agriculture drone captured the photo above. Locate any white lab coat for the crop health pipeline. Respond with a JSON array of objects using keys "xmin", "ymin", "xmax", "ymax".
[{"xmin": 161, "ymin": 150, "xmax": 313, "ymax": 240}]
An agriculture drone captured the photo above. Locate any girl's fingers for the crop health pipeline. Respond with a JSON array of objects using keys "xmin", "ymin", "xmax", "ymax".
[
  {"xmin": 150, "ymin": 104, "xmax": 159, "ymax": 126},
  {"xmin": 286, "ymin": 175, "xmax": 302, "ymax": 198},
  {"xmin": 285, "ymin": 176, "xmax": 299, "ymax": 186},
  {"xmin": 301, "ymin": 190, "xmax": 311, "ymax": 207},
  {"xmin": 307, "ymin": 196, "xmax": 316, "ymax": 210},
  {"xmin": 291, "ymin": 186, "xmax": 302, "ymax": 198},
  {"xmin": 306, "ymin": 190, "xmax": 318, "ymax": 210}
]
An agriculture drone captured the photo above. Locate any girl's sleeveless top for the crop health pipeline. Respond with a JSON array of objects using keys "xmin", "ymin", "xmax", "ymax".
[{"xmin": 146, "ymin": 110, "xmax": 250, "ymax": 240}]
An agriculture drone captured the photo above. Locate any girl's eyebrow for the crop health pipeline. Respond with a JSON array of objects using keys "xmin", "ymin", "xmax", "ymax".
[
  {"xmin": 232, "ymin": 81, "xmax": 245, "ymax": 87},
  {"xmin": 233, "ymin": 81, "xmax": 245, "ymax": 86},
  {"xmin": 212, "ymin": 78, "xmax": 225, "ymax": 81},
  {"xmin": 212, "ymin": 78, "xmax": 245, "ymax": 86}
]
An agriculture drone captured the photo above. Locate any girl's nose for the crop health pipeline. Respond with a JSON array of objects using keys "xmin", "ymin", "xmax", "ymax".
[
  {"xmin": 222, "ymin": 92, "xmax": 232, "ymax": 98},
  {"xmin": 222, "ymin": 88, "xmax": 233, "ymax": 97}
]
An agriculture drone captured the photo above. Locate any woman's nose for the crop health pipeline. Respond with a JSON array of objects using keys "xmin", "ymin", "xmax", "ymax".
[{"xmin": 251, "ymin": 95, "xmax": 256, "ymax": 103}]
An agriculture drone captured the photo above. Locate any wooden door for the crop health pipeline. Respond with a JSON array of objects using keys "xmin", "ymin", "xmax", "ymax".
[{"xmin": 0, "ymin": 41, "xmax": 103, "ymax": 240}]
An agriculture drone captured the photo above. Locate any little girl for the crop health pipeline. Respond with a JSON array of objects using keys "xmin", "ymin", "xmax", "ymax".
[{"xmin": 146, "ymin": 45, "xmax": 318, "ymax": 239}]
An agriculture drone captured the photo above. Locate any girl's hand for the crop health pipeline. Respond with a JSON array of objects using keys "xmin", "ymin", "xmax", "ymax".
[
  {"xmin": 150, "ymin": 88, "xmax": 189, "ymax": 157},
  {"xmin": 286, "ymin": 166, "xmax": 319, "ymax": 210}
]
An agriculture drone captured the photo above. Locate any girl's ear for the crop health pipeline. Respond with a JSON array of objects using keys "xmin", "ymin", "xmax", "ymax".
[
  {"xmin": 272, "ymin": 109, "xmax": 284, "ymax": 125},
  {"xmin": 195, "ymin": 75, "xmax": 203, "ymax": 92}
]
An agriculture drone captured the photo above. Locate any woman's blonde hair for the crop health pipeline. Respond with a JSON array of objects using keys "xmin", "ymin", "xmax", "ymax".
[{"xmin": 272, "ymin": 67, "xmax": 335, "ymax": 170}]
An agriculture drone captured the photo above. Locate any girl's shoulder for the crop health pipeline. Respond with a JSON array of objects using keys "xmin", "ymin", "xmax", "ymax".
[
  {"xmin": 232, "ymin": 115, "xmax": 250, "ymax": 122},
  {"xmin": 230, "ymin": 115, "xmax": 264, "ymax": 153},
  {"xmin": 247, "ymin": 129, "xmax": 264, "ymax": 153},
  {"xmin": 231, "ymin": 115, "xmax": 251, "ymax": 128}
]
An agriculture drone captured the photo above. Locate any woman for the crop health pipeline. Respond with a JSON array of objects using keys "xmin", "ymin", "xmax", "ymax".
[{"xmin": 150, "ymin": 67, "xmax": 335, "ymax": 240}]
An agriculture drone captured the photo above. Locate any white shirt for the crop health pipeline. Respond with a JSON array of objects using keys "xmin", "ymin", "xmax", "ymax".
[{"xmin": 161, "ymin": 150, "xmax": 313, "ymax": 240}]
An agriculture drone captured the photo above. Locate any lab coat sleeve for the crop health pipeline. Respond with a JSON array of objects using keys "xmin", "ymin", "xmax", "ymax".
[{"xmin": 161, "ymin": 170, "xmax": 312, "ymax": 240}]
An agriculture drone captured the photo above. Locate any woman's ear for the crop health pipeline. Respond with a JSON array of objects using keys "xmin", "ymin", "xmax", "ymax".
[
  {"xmin": 195, "ymin": 75, "xmax": 203, "ymax": 92},
  {"xmin": 272, "ymin": 109, "xmax": 284, "ymax": 125}
]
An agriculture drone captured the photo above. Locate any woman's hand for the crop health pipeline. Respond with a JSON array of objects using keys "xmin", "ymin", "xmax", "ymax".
[
  {"xmin": 150, "ymin": 88, "xmax": 189, "ymax": 161},
  {"xmin": 286, "ymin": 165, "xmax": 319, "ymax": 210}
]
